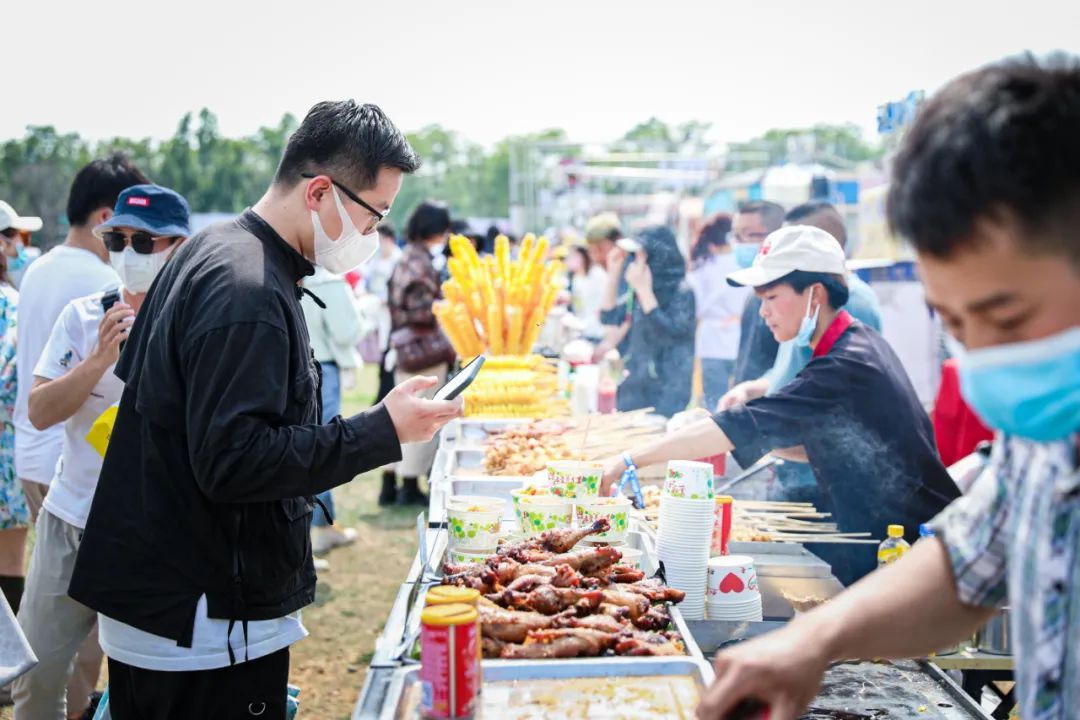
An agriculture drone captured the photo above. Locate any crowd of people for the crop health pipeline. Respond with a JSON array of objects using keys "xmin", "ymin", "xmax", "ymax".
[{"xmin": 0, "ymin": 52, "xmax": 1075, "ymax": 720}]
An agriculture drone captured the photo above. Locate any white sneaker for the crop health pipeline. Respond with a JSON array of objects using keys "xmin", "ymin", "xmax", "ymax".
[
  {"xmin": 312, "ymin": 525, "xmax": 359, "ymax": 555},
  {"xmin": 313, "ymin": 557, "xmax": 331, "ymax": 572}
]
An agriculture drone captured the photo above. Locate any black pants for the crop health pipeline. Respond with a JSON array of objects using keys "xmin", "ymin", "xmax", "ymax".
[{"xmin": 107, "ymin": 648, "xmax": 289, "ymax": 719}]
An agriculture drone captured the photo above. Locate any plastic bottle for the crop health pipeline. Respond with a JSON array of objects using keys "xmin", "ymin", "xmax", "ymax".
[
  {"xmin": 877, "ymin": 524, "xmax": 911, "ymax": 567},
  {"xmin": 917, "ymin": 524, "xmax": 936, "ymax": 542}
]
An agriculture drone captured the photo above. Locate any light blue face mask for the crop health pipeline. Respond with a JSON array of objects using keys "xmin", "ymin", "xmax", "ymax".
[
  {"xmin": 733, "ymin": 243, "xmax": 759, "ymax": 269},
  {"xmin": 794, "ymin": 289, "xmax": 820, "ymax": 347},
  {"xmin": 8, "ymin": 245, "xmax": 28, "ymax": 272},
  {"xmin": 948, "ymin": 327, "xmax": 1080, "ymax": 442}
]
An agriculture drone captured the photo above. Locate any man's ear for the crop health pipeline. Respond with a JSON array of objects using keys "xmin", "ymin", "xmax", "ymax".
[{"xmin": 304, "ymin": 175, "xmax": 331, "ymax": 212}]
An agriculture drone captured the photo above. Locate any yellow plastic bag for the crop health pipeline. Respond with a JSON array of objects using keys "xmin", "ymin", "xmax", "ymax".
[{"xmin": 85, "ymin": 405, "xmax": 119, "ymax": 457}]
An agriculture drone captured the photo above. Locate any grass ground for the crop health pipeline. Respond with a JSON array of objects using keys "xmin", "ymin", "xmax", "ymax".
[{"xmin": 2, "ymin": 365, "xmax": 419, "ymax": 720}]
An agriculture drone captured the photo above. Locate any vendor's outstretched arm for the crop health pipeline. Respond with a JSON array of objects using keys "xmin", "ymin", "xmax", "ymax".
[
  {"xmin": 696, "ymin": 539, "xmax": 996, "ymax": 720},
  {"xmin": 601, "ymin": 418, "xmax": 732, "ymax": 493}
]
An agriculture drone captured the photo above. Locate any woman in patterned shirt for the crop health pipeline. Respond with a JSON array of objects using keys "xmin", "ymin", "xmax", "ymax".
[{"xmin": 0, "ymin": 246, "xmax": 23, "ymax": 615}]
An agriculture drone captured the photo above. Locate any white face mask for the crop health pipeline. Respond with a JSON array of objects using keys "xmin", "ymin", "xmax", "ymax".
[
  {"xmin": 109, "ymin": 245, "xmax": 174, "ymax": 293},
  {"xmin": 311, "ymin": 187, "xmax": 379, "ymax": 273}
]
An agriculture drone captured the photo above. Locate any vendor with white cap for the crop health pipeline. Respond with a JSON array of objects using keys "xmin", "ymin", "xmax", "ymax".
[
  {"xmin": 602, "ymin": 225, "xmax": 960, "ymax": 584},
  {"xmin": 0, "ymin": 200, "xmax": 43, "ymax": 286}
]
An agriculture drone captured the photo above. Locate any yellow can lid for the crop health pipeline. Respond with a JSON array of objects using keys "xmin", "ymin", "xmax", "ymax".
[
  {"xmin": 887, "ymin": 524, "xmax": 905, "ymax": 538},
  {"xmin": 715, "ymin": 495, "xmax": 734, "ymax": 505},
  {"xmin": 421, "ymin": 603, "xmax": 478, "ymax": 627},
  {"xmin": 425, "ymin": 586, "xmax": 481, "ymax": 607}
]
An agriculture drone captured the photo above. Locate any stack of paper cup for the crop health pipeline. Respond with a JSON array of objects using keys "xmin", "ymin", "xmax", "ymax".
[
  {"xmin": 656, "ymin": 461, "xmax": 717, "ymax": 620},
  {"xmin": 706, "ymin": 555, "xmax": 763, "ymax": 622}
]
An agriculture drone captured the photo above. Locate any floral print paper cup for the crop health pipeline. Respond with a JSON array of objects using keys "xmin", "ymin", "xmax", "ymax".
[
  {"xmin": 575, "ymin": 496, "xmax": 632, "ymax": 543},
  {"xmin": 518, "ymin": 495, "xmax": 573, "ymax": 537},
  {"xmin": 510, "ymin": 485, "xmax": 553, "ymax": 527},
  {"xmin": 446, "ymin": 496, "xmax": 505, "ymax": 551},
  {"xmin": 664, "ymin": 460, "xmax": 715, "ymax": 500},
  {"xmin": 546, "ymin": 461, "xmax": 603, "ymax": 499}
]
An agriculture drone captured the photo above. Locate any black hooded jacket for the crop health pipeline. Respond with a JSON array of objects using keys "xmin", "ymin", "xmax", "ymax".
[
  {"xmin": 69, "ymin": 210, "xmax": 402, "ymax": 651},
  {"xmin": 615, "ymin": 226, "xmax": 696, "ymax": 418}
]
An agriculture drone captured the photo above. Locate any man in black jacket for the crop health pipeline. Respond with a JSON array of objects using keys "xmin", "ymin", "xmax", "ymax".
[{"xmin": 68, "ymin": 101, "xmax": 463, "ymax": 719}]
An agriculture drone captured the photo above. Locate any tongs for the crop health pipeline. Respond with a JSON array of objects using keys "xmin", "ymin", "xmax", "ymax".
[
  {"xmin": 394, "ymin": 513, "xmax": 442, "ymax": 661},
  {"xmin": 714, "ymin": 456, "xmax": 781, "ymax": 496}
]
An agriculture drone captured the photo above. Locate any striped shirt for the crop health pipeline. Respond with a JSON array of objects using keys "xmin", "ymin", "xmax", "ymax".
[{"xmin": 931, "ymin": 434, "xmax": 1080, "ymax": 719}]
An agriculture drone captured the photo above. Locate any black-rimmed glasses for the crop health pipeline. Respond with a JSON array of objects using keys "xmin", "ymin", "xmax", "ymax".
[{"xmin": 301, "ymin": 173, "xmax": 385, "ymax": 231}]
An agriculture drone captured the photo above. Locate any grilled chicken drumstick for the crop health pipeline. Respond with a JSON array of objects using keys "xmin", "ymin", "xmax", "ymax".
[
  {"xmin": 500, "ymin": 628, "xmax": 619, "ymax": 659},
  {"xmin": 478, "ymin": 605, "xmax": 557, "ymax": 643}
]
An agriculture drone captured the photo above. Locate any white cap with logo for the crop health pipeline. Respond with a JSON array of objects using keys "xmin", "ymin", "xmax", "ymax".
[
  {"xmin": 0, "ymin": 201, "xmax": 43, "ymax": 233},
  {"xmin": 726, "ymin": 225, "xmax": 846, "ymax": 288}
]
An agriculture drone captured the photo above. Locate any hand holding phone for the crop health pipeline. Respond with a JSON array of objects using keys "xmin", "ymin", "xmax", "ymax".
[{"xmin": 434, "ymin": 354, "xmax": 486, "ymax": 402}]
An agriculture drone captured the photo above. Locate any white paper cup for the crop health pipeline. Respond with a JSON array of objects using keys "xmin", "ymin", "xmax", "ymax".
[
  {"xmin": 664, "ymin": 460, "xmax": 715, "ymax": 500},
  {"xmin": 445, "ymin": 548, "xmax": 492, "ymax": 566},
  {"xmin": 518, "ymin": 495, "xmax": 574, "ymax": 537},
  {"xmin": 707, "ymin": 555, "xmax": 760, "ymax": 604},
  {"xmin": 575, "ymin": 496, "xmax": 632, "ymax": 543},
  {"xmin": 510, "ymin": 486, "xmax": 553, "ymax": 526},
  {"xmin": 447, "ymin": 496, "xmax": 506, "ymax": 551},
  {"xmin": 547, "ymin": 461, "xmax": 603, "ymax": 499}
]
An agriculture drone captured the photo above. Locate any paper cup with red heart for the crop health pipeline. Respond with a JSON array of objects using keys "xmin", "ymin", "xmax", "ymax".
[{"xmin": 706, "ymin": 555, "xmax": 760, "ymax": 604}]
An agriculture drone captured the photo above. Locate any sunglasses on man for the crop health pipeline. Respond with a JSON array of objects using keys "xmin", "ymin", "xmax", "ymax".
[{"xmin": 101, "ymin": 230, "xmax": 178, "ymax": 255}]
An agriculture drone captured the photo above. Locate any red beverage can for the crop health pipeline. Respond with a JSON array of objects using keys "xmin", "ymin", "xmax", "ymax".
[{"xmin": 420, "ymin": 603, "xmax": 479, "ymax": 719}]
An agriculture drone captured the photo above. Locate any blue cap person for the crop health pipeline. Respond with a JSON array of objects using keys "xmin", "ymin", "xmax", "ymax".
[{"xmin": 94, "ymin": 184, "xmax": 191, "ymax": 293}]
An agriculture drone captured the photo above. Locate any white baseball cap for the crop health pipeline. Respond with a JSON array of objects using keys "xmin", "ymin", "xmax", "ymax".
[
  {"xmin": 0, "ymin": 201, "xmax": 43, "ymax": 233},
  {"xmin": 726, "ymin": 225, "xmax": 846, "ymax": 288}
]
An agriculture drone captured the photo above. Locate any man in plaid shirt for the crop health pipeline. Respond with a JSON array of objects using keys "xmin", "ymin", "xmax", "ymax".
[{"xmin": 695, "ymin": 53, "xmax": 1080, "ymax": 720}]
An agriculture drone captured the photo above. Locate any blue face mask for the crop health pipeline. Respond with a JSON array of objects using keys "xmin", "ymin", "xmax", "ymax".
[
  {"xmin": 8, "ymin": 245, "xmax": 28, "ymax": 272},
  {"xmin": 733, "ymin": 243, "xmax": 759, "ymax": 269},
  {"xmin": 949, "ymin": 327, "xmax": 1080, "ymax": 442},
  {"xmin": 794, "ymin": 289, "xmax": 820, "ymax": 347}
]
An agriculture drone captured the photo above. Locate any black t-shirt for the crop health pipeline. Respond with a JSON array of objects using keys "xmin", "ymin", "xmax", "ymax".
[
  {"xmin": 714, "ymin": 314, "xmax": 959, "ymax": 584},
  {"xmin": 70, "ymin": 210, "xmax": 402, "ymax": 645}
]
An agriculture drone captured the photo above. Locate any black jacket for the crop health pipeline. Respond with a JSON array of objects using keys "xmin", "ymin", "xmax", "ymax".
[{"xmin": 69, "ymin": 210, "xmax": 401, "ymax": 648}]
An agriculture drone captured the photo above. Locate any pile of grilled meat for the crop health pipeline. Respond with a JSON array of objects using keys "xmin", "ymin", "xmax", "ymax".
[{"xmin": 442, "ymin": 519, "xmax": 688, "ymax": 659}]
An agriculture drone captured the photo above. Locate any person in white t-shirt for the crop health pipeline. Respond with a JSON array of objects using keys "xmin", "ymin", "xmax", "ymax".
[
  {"xmin": 12, "ymin": 184, "xmax": 188, "ymax": 720},
  {"xmin": 5, "ymin": 155, "xmax": 147, "ymax": 718}
]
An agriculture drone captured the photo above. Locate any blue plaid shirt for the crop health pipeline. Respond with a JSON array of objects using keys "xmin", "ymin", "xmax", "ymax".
[{"xmin": 931, "ymin": 434, "xmax": 1080, "ymax": 719}]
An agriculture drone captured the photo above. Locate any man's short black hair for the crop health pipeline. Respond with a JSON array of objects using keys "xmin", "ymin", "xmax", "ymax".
[
  {"xmin": 737, "ymin": 200, "xmax": 786, "ymax": 233},
  {"xmin": 888, "ymin": 52, "xmax": 1080, "ymax": 265},
  {"xmin": 785, "ymin": 200, "xmax": 835, "ymax": 224},
  {"xmin": 405, "ymin": 201, "xmax": 452, "ymax": 243},
  {"xmin": 786, "ymin": 200, "xmax": 848, "ymax": 248},
  {"xmin": 759, "ymin": 270, "xmax": 850, "ymax": 310},
  {"xmin": 66, "ymin": 153, "xmax": 150, "ymax": 227},
  {"xmin": 274, "ymin": 101, "xmax": 421, "ymax": 191}
]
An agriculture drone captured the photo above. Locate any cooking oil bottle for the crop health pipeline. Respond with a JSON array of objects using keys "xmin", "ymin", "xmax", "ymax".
[{"xmin": 877, "ymin": 524, "xmax": 911, "ymax": 567}]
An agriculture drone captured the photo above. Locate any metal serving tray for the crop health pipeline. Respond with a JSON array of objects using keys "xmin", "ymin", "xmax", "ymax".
[
  {"xmin": 393, "ymin": 529, "xmax": 705, "ymax": 666},
  {"xmin": 445, "ymin": 417, "xmax": 529, "ymax": 445},
  {"xmin": 376, "ymin": 657, "xmax": 715, "ymax": 720}
]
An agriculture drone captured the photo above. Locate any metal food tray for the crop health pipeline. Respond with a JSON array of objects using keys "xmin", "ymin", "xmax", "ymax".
[
  {"xmin": 378, "ymin": 657, "xmax": 715, "ymax": 720},
  {"xmin": 394, "ymin": 529, "xmax": 706, "ymax": 666},
  {"xmin": 445, "ymin": 417, "xmax": 529, "ymax": 445}
]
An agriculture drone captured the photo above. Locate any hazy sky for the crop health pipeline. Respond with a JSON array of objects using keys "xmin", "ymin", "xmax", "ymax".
[{"xmin": 4, "ymin": 0, "xmax": 1077, "ymax": 147}]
